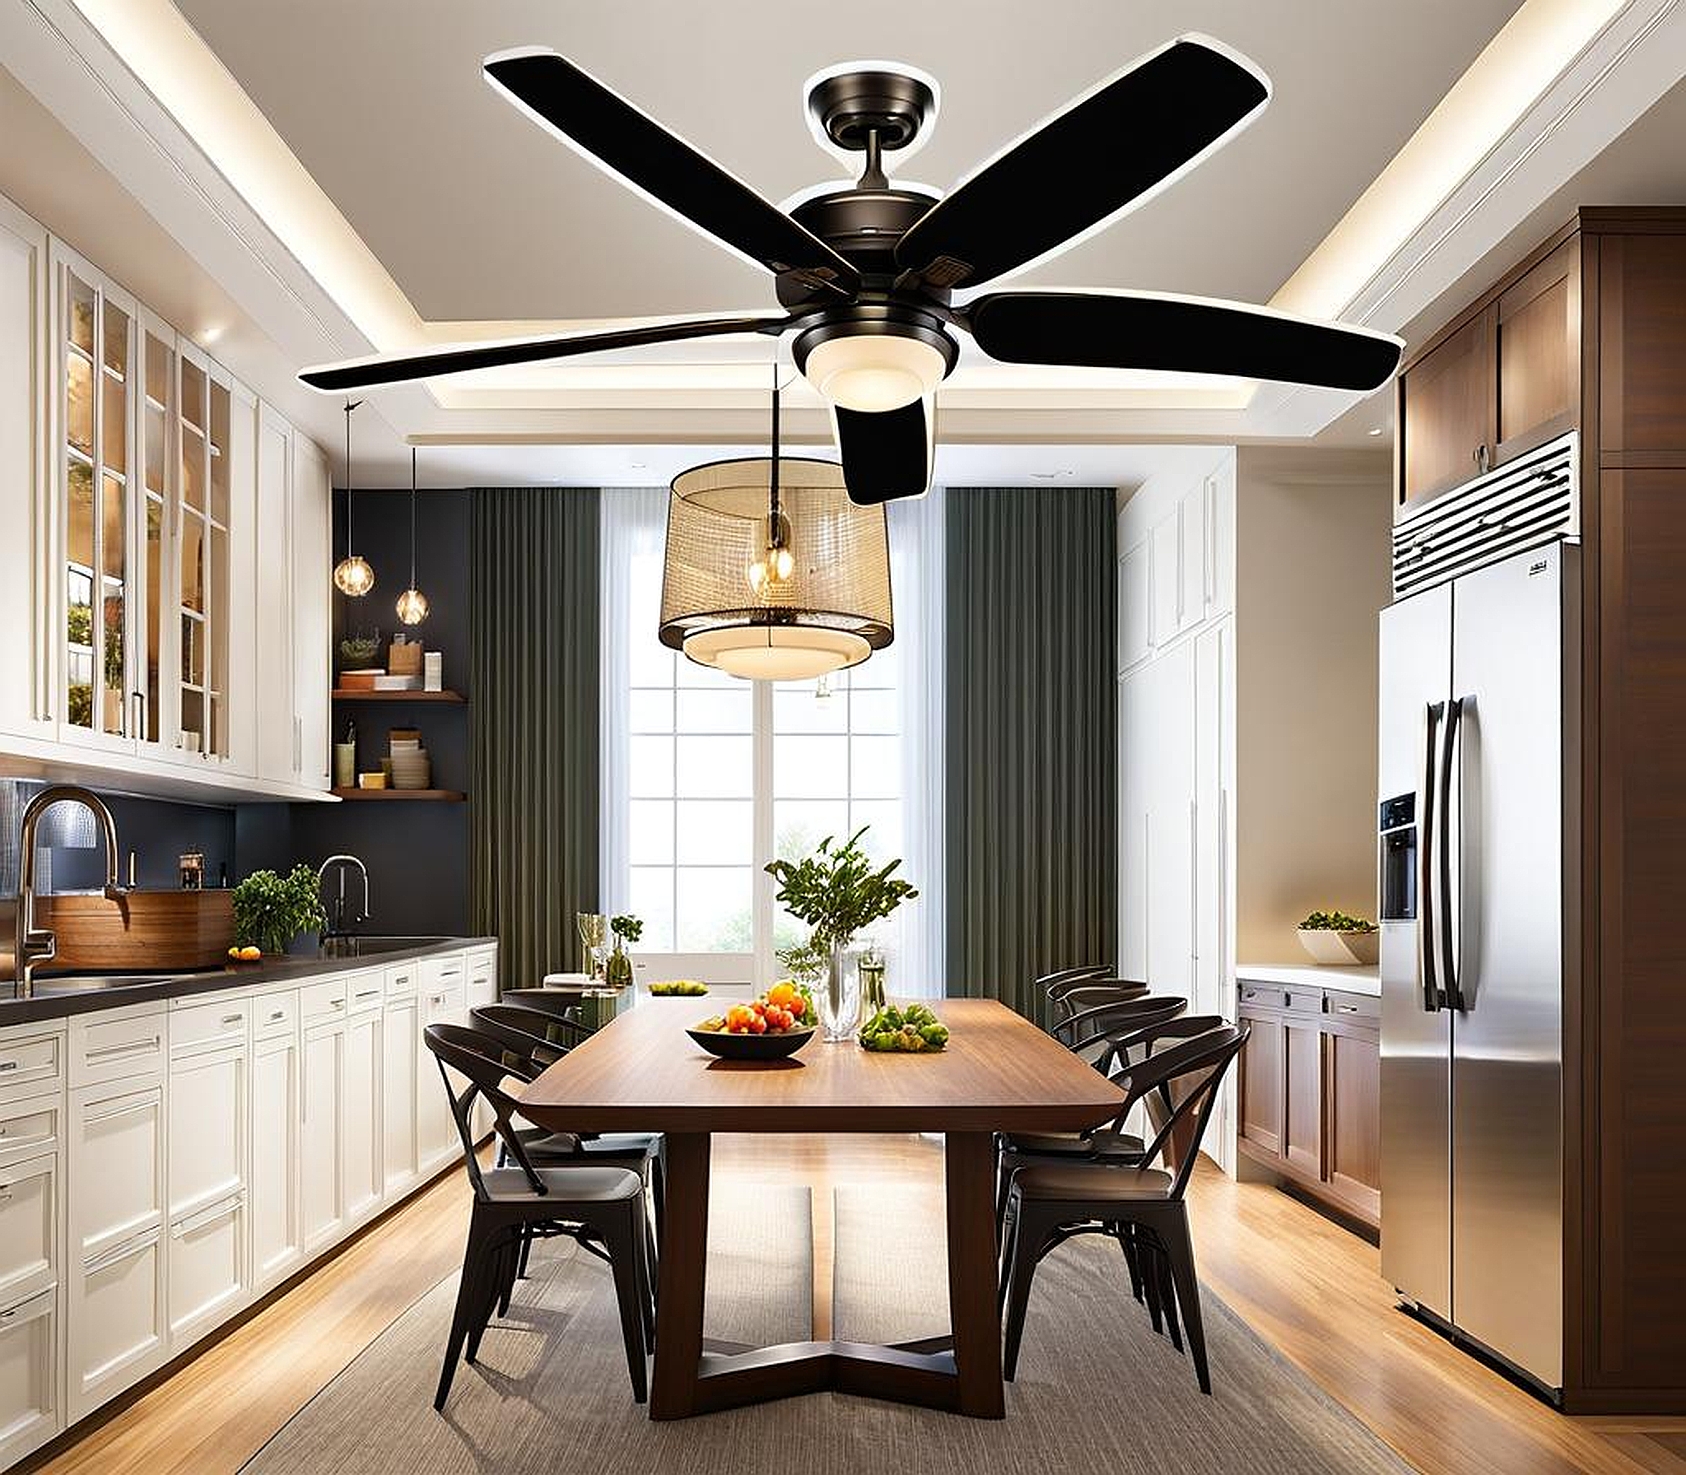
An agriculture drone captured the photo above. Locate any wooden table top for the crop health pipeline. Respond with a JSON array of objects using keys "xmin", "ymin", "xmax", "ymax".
[{"xmin": 516, "ymin": 997, "xmax": 1126, "ymax": 1134}]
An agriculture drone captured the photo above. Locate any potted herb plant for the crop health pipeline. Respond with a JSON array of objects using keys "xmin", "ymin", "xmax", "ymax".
[
  {"xmin": 764, "ymin": 828, "xmax": 917, "ymax": 1041},
  {"xmin": 233, "ymin": 864, "xmax": 328, "ymax": 957},
  {"xmin": 606, "ymin": 913, "xmax": 642, "ymax": 990}
]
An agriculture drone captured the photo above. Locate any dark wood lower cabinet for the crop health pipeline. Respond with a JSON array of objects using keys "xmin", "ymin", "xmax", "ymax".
[{"xmin": 1237, "ymin": 982, "xmax": 1380, "ymax": 1230}]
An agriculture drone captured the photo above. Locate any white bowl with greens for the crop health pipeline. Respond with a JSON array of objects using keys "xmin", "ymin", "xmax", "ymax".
[{"xmin": 1296, "ymin": 910, "xmax": 1379, "ymax": 966}]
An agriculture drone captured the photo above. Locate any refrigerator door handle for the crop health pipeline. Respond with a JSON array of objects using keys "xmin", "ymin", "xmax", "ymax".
[
  {"xmin": 1418, "ymin": 700, "xmax": 1444, "ymax": 1012},
  {"xmin": 1439, "ymin": 696, "xmax": 1465, "ymax": 1011}
]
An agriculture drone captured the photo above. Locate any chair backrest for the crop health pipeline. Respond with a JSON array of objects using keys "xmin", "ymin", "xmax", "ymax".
[
  {"xmin": 1050, "ymin": 985, "xmax": 1154, "ymax": 1048},
  {"xmin": 1066, "ymin": 995, "xmax": 1188, "ymax": 1070},
  {"xmin": 1036, "ymin": 963, "xmax": 1112, "ymax": 1002},
  {"xmin": 423, "ymin": 1022, "xmax": 550, "ymax": 1199},
  {"xmin": 471, "ymin": 1003, "xmax": 571, "ymax": 1073},
  {"xmin": 1113, "ymin": 1021, "xmax": 1248, "ymax": 1200},
  {"xmin": 502, "ymin": 989, "xmax": 587, "ymax": 1025}
]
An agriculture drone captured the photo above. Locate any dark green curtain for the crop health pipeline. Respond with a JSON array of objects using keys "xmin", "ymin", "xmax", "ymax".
[
  {"xmin": 469, "ymin": 487, "xmax": 600, "ymax": 990},
  {"xmin": 945, "ymin": 487, "xmax": 1117, "ymax": 1025}
]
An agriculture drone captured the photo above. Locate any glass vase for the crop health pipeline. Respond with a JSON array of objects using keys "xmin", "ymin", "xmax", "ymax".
[{"xmin": 818, "ymin": 941, "xmax": 860, "ymax": 1043}]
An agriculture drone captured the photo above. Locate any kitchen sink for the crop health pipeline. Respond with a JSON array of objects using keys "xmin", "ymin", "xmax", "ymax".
[
  {"xmin": 317, "ymin": 934, "xmax": 452, "ymax": 959},
  {"xmin": 30, "ymin": 969, "xmax": 218, "ymax": 995}
]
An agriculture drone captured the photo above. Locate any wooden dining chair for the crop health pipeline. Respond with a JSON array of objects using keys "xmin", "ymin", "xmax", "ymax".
[
  {"xmin": 423, "ymin": 1022, "xmax": 652, "ymax": 1408},
  {"xmin": 999, "ymin": 1021, "xmax": 1248, "ymax": 1394}
]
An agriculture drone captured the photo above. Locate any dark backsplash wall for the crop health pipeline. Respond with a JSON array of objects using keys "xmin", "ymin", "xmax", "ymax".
[{"xmin": 0, "ymin": 783, "xmax": 236, "ymax": 894}]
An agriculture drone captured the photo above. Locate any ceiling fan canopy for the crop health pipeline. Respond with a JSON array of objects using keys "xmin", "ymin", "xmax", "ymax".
[{"xmin": 300, "ymin": 34, "xmax": 1404, "ymax": 504}]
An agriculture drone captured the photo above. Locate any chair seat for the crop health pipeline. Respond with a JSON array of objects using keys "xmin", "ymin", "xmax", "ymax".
[
  {"xmin": 1011, "ymin": 1162, "xmax": 1173, "ymax": 1204},
  {"xmin": 1004, "ymin": 1128, "xmax": 1147, "ymax": 1160},
  {"xmin": 516, "ymin": 1127, "xmax": 659, "ymax": 1163},
  {"xmin": 480, "ymin": 1164, "xmax": 643, "ymax": 1204}
]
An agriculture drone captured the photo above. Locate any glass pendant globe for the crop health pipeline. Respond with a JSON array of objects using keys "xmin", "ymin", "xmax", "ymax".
[
  {"xmin": 333, "ymin": 554, "xmax": 374, "ymax": 597},
  {"xmin": 395, "ymin": 586, "xmax": 429, "ymax": 625}
]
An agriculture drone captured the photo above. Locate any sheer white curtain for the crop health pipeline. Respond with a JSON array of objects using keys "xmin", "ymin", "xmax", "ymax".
[
  {"xmin": 599, "ymin": 486, "xmax": 669, "ymax": 923},
  {"xmin": 886, "ymin": 488, "xmax": 945, "ymax": 998}
]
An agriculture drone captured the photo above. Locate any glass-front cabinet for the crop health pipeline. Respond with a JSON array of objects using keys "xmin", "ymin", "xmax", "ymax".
[{"xmin": 53, "ymin": 247, "xmax": 243, "ymax": 767}]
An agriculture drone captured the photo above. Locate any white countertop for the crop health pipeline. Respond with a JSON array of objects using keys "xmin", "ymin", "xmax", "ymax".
[{"xmin": 1235, "ymin": 962, "xmax": 1381, "ymax": 997}]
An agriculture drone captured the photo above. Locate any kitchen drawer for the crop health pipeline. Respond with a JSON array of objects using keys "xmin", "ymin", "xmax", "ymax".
[
  {"xmin": 70, "ymin": 1081, "xmax": 164, "ymax": 1262},
  {"xmin": 1283, "ymin": 988, "xmax": 1325, "ymax": 1015},
  {"xmin": 251, "ymin": 991, "xmax": 297, "ymax": 1041},
  {"xmin": 170, "ymin": 998, "xmax": 250, "ymax": 1058},
  {"xmin": 345, "ymin": 972, "xmax": 386, "ymax": 1017},
  {"xmin": 0, "ymin": 1153, "xmax": 57, "ymax": 1304},
  {"xmin": 299, "ymin": 977, "xmax": 349, "ymax": 1029},
  {"xmin": 0, "ymin": 1099, "xmax": 59, "ymax": 1166},
  {"xmin": 1325, "ymin": 990, "xmax": 1381, "ymax": 1023},
  {"xmin": 0, "ymin": 1029, "xmax": 63, "ymax": 1103},
  {"xmin": 168, "ymin": 1191, "xmax": 246, "ymax": 1345},
  {"xmin": 420, "ymin": 953, "xmax": 466, "ymax": 994},
  {"xmin": 383, "ymin": 960, "xmax": 419, "ymax": 999},
  {"xmin": 69, "ymin": 1006, "xmax": 166, "ymax": 1089},
  {"xmin": 1237, "ymin": 982, "xmax": 1285, "ymax": 1012},
  {"xmin": 0, "ymin": 1286, "xmax": 61, "ymax": 1469}
]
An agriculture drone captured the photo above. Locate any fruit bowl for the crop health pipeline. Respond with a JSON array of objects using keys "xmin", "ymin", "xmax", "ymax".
[{"xmin": 686, "ymin": 1024, "xmax": 816, "ymax": 1061}]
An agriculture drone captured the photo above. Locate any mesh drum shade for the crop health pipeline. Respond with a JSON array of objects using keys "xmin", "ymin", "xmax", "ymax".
[{"xmin": 658, "ymin": 457, "xmax": 893, "ymax": 680}]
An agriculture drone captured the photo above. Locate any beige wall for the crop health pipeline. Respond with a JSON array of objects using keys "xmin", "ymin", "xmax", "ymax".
[{"xmin": 1234, "ymin": 447, "xmax": 1392, "ymax": 964}]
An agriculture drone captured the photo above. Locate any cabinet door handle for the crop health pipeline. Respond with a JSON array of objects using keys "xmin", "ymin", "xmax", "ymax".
[
  {"xmin": 1473, "ymin": 443, "xmax": 1490, "ymax": 474},
  {"xmin": 267, "ymin": 1009, "xmax": 286, "ymax": 1023},
  {"xmin": 221, "ymin": 1014, "xmax": 243, "ymax": 1027},
  {"xmin": 0, "ymin": 1061, "xmax": 17, "ymax": 1073},
  {"xmin": 131, "ymin": 689, "xmax": 147, "ymax": 739}
]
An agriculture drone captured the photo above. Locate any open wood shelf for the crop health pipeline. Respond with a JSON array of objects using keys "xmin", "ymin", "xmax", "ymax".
[
  {"xmin": 330, "ymin": 689, "xmax": 466, "ymax": 703},
  {"xmin": 330, "ymin": 787, "xmax": 466, "ymax": 802}
]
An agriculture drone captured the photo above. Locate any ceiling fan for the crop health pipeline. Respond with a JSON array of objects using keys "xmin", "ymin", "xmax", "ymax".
[{"xmin": 299, "ymin": 34, "xmax": 1404, "ymax": 504}]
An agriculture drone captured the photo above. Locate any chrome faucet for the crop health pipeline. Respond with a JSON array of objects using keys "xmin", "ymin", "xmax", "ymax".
[
  {"xmin": 317, "ymin": 854, "xmax": 371, "ymax": 948},
  {"xmin": 14, "ymin": 785, "xmax": 127, "ymax": 999}
]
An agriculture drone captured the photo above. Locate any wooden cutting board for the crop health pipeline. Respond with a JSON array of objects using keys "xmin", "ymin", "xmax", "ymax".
[{"xmin": 34, "ymin": 889, "xmax": 235, "ymax": 972}]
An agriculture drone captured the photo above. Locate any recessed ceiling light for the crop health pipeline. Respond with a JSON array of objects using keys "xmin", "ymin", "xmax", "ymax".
[
  {"xmin": 200, "ymin": 325, "xmax": 223, "ymax": 343},
  {"xmin": 1367, "ymin": 427, "xmax": 1384, "ymax": 436}
]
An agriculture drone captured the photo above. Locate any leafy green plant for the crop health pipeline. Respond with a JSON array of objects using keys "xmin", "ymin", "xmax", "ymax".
[
  {"xmin": 764, "ymin": 827, "xmax": 918, "ymax": 952},
  {"xmin": 610, "ymin": 914, "xmax": 643, "ymax": 945},
  {"xmin": 233, "ymin": 864, "xmax": 328, "ymax": 955},
  {"xmin": 338, "ymin": 630, "xmax": 382, "ymax": 668},
  {"xmin": 1299, "ymin": 909, "xmax": 1377, "ymax": 934},
  {"xmin": 775, "ymin": 936, "xmax": 831, "ymax": 982}
]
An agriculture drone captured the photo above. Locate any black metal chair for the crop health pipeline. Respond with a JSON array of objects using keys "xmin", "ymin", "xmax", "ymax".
[
  {"xmin": 1036, "ymin": 963, "xmax": 1111, "ymax": 1010},
  {"xmin": 423, "ymin": 1022, "xmax": 652, "ymax": 1408},
  {"xmin": 468, "ymin": 1004, "xmax": 667, "ymax": 1281},
  {"xmin": 995, "ymin": 995, "xmax": 1188, "ymax": 1239},
  {"xmin": 999, "ymin": 1020, "xmax": 1248, "ymax": 1394}
]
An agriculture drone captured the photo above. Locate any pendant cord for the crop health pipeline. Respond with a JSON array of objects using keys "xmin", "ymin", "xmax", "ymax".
[
  {"xmin": 769, "ymin": 356, "xmax": 781, "ymax": 522},
  {"xmin": 342, "ymin": 399, "xmax": 363, "ymax": 556},
  {"xmin": 409, "ymin": 446, "xmax": 418, "ymax": 586}
]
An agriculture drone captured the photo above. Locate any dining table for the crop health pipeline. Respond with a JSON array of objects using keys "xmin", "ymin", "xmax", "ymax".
[{"xmin": 515, "ymin": 996, "xmax": 1126, "ymax": 1420}]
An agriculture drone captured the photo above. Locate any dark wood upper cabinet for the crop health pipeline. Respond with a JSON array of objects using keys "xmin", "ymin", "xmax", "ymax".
[
  {"xmin": 1496, "ymin": 239, "xmax": 1579, "ymax": 461},
  {"xmin": 1399, "ymin": 309, "xmax": 1495, "ymax": 505},
  {"xmin": 1599, "ymin": 231, "xmax": 1686, "ymax": 458},
  {"xmin": 1396, "ymin": 232, "xmax": 1582, "ymax": 513}
]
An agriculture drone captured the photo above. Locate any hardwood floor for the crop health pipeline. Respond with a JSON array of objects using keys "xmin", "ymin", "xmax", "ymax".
[{"xmin": 23, "ymin": 1136, "xmax": 1686, "ymax": 1475}]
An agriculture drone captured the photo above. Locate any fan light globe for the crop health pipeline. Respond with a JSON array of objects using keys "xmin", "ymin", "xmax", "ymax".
[
  {"xmin": 395, "ymin": 586, "xmax": 429, "ymax": 625},
  {"xmin": 333, "ymin": 554, "xmax": 375, "ymax": 598},
  {"xmin": 802, "ymin": 333, "xmax": 945, "ymax": 412}
]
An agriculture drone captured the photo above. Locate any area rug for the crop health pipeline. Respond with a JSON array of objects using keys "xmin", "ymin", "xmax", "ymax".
[{"xmin": 242, "ymin": 1178, "xmax": 1414, "ymax": 1474}]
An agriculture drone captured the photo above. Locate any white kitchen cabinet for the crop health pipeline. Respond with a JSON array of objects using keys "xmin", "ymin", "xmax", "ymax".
[
  {"xmin": 289, "ymin": 431, "xmax": 331, "ymax": 791},
  {"xmin": 299, "ymin": 1013, "xmax": 344, "ymax": 1255},
  {"xmin": 417, "ymin": 956, "xmax": 467, "ymax": 1174},
  {"xmin": 1148, "ymin": 511, "xmax": 1181, "ymax": 650},
  {"xmin": 342, "ymin": 975, "xmax": 384, "ymax": 1226},
  {"xmin": 1117, "ymin": 538, "xmax": 1151, "ymax": 674},
  {"xmin": 0, "ymin": 1153, "xmax": 57, "ymax": 1310},
  {"xmin": 0, "ymin": 1287, "xmax": 61, "ymax": 1469},
  {"xmin": 0, "ymin": 193, "xmax": 53, "ymax": 742},
  {"xmin": 254, "ymin": 404, "xmax": 295, "ymax": 785},
  {"xmin": 466, "ymin": 949, "xmax": 497, "ymax": 1141},
  {"xmin": 381, "ymin": 989, "xmax": 418, "ymax": 1200},
  {"xmin": 249, "ymin": 1018, "xmax": 301, "ymax": 1294},
  {"xmin": 166, "ymin": 999, "xmax": 248, "ymax": 1346},
  {"xmin": 66, "ymin": 1074, "xmax": 167, "ymax": 1420}
]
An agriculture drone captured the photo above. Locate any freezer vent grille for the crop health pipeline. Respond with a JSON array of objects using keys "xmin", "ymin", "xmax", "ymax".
[{"xmin": 1393, "ymin": 432, "xmax": 1579, "ymax": 597}]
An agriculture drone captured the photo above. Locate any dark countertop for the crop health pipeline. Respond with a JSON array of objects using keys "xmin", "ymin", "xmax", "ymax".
[{"xmin": 0, "ymin": 935, "xmax": 498, "ymax": 1027}]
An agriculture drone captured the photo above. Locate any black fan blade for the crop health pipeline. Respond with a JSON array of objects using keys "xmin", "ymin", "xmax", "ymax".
[
  {"xmin": 485, "ymin": 48, "xmax": 859, "ymax": 297},
  {"xmin": 965, "ymin": 290, "xmax": 1403, "ymax": 392},
  {"xmin": 834, "ymin": 398, "xmax": 933, "ymax": 506},
  {"xmin": 299, "ymin": 313, "xmax": 790, "ymax": 392},
  {"xmin": 896, "ymin": 36, "xmax": 1269, "ymax": 290}
]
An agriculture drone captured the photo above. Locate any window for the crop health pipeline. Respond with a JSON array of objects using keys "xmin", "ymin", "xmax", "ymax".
[{"xmin": 602, "ymin": 485, "xmax": 943, "ymax": 994}]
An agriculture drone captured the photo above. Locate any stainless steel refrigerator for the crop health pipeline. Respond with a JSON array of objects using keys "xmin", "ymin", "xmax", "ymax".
[{"xmin": 1377, "ymin": 536, "xmax": 1577, "ymax": 1397}]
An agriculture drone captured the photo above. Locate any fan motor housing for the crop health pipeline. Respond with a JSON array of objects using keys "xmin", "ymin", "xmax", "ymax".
[
  {"xmin": 790, "ymin": 303, "xmax": 959, "ymax": 384},
  {"xmin": 787, "ymin": 185, "xmax": 941, "ymax": 281}
]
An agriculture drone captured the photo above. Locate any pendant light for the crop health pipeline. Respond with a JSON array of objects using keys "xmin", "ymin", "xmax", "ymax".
[
  {"xmin": 332, "ymin": 399, "xmax": 374, "ymax": 597},
  {"xmin": 658, "ymin": 365, "xmax": 893, "ymax": 682},
  {"xmin": 394, "ymin": 447, "xmax": 429, "ymax": 625}
]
